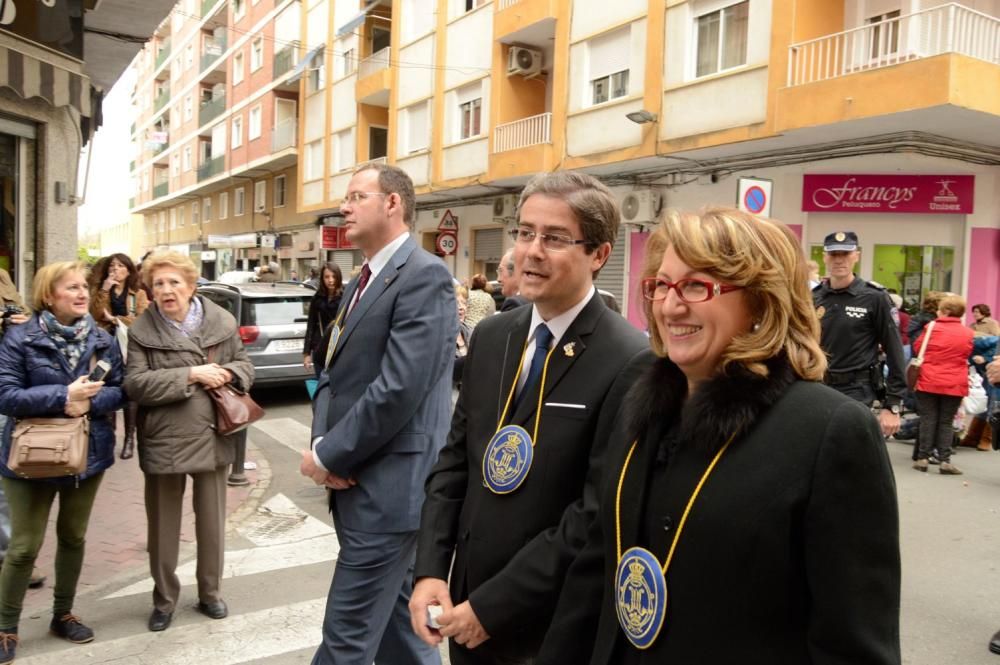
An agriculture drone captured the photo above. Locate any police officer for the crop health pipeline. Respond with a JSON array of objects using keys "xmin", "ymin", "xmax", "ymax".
[{"xmin": 814, "ymin": 231, "xmax": 906, "ymax": 437}]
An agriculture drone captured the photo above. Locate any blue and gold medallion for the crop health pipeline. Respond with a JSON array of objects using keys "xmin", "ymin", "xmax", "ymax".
[
  {"xmin": 615, "ymin": 546, "xmax": 667, "ymax": 650},
  {"xmin": 482, "ymin": 424, "xmax": 533, "ymax": 494}
]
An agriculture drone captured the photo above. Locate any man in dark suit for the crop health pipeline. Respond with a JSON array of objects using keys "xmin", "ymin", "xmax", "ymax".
[
  {"xmin": 409, "ymin": 171, "xmax": 648, "ymax": 665},
  {"xmin": 497, "ymin": 249, "xmax": 528, "ymax": 312},
  {"xmin": 301, "ymin": 164, "xmax": 456, "ymax": 665}
]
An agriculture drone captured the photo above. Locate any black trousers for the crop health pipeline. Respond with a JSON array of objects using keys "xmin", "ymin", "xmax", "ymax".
[{"xmin": 915, "ymin": 391, "xmax": 962, "ymax": 464}]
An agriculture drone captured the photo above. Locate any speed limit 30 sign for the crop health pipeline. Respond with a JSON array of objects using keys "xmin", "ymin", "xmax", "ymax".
[{"xmin": 436, "ymin": 231, "xmax": 458, "ymax": 255}]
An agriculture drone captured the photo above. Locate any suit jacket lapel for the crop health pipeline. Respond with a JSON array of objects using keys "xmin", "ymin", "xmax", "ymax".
[
  {"xmin": 336, "ymin": 237, "xmax": 414, "ymax": 353},
  {"xmin": 511, "ymin": 293, "xmax": 605, "ymax": 425}
]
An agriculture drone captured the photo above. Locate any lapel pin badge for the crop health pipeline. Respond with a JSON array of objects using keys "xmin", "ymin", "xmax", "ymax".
[{"xmin": 563, "ymin": 342, "xmax": 576, "ymax": 357}]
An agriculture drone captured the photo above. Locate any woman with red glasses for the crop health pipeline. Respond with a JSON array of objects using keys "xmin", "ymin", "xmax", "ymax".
[{"xmin": 537, "ymin": 207, "xmax": 900, "ymax": 665}]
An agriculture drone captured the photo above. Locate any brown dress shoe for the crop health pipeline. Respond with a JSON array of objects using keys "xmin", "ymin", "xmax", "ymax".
[{"xmin": 939, "ymin": 462, "xmax": 963, "ymax": 475}]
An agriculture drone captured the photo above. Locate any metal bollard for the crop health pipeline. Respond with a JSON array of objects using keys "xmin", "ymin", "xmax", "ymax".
[{"xmin": 227, "ymin": 430, "xmax": 250, "ymax": 486}]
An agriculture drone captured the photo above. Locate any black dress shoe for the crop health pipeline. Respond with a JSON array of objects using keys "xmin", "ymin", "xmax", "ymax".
[
  {"xmin": 148, "ymin": 609, "xmax": 172, "ymax": 632},
  {"xmin": 991, "ymin": 629, "xmax": 1000, "ymax": 654},
  {"xmin": 197, "ymin": 600, "xmax": 228, "ymax": 620}
]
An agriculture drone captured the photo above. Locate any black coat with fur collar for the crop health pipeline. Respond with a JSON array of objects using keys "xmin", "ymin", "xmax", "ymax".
[{"xmin": 538, "ymin": 351, "xmax": 901, "ymax": 665}]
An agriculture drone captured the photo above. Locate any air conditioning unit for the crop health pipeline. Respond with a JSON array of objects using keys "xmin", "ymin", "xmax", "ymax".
[
  {"xmin": 620, "ymin": 190, "xmax": 663, "ymax": 225},
  {"xmin": 507, "ymin": 47, "xmax": 542, "ymax": 77},
  {"xmin": 492, "ymin": 194, "xmax": 518, "ymax": 220}
]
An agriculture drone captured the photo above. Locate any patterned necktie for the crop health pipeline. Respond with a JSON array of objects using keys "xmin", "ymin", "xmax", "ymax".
[
  {"xmin": 347, "ymin": 263, "xmax": 372, "ymax": 318},
  {"xmin": 515, "ymin": 324, "xmax": 553, "ymax": 410}
]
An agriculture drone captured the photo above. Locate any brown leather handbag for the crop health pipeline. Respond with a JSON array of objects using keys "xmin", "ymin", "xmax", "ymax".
[
  {"xmin": 205, "ymin": 347, "xmax": 263, "ymax": 435},
  {"xmin": 8, "ymin": 417, "xmax": 89, "ymax": 478}
]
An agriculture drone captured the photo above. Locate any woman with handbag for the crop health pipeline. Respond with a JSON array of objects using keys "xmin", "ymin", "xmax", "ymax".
[
  {"xmin": 911, "ymin": 294, "xmax": 975, "ymax": 475},
  {"xmin": 537, "ymin": 209, "xmax": 900, "ymax": 665},
  {"xmin": 0, "ymin": 261, "xmax": 125, "ymax": 663},
  {"xmin": 89, "ymin": 253, "xmax": 149, "ymax": 460},
  {"xmin": 302, "ymin": 262, "xmax": 343, "ymax": 377},
  {"xmin": 123, "ymin": 251, "xmax": 254, "ymax": 634}
]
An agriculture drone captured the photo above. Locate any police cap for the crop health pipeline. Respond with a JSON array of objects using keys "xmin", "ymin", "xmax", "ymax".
[{"xmin": 823, "ymin": 231, "xmax": 859, "ymax": 252}]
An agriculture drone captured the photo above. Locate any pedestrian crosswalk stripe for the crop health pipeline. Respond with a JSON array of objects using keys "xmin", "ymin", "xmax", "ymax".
[
  {"xmin": 103, "ymin": 493, "xmax": 338, "ymax": 601},
  {"xmin": 15, "ymin": 597, "xmax": 327, "ymax": 665},
  {"xmin": 252, "ymin": 417, "xmax": 312, "ymax": 454}
]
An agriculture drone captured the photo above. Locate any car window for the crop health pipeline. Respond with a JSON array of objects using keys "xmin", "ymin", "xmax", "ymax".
[
  {"xmin": 243, "ymin": 297, "xmax": 310, "ymax": 326},
  {"xmin": 200, "ymin": 291, "xmax": 238, "ymax": 318}
]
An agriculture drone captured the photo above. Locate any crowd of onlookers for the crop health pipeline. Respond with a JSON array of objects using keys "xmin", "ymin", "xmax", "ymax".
[{"xmin": 0, "ymin": 249, "xmax": 254, "ymax": 662}]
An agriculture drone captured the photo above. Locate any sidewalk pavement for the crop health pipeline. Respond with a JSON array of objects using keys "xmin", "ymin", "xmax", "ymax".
[{"xmin": 22, "ymin": 435, "xmax": 272, "ymax": 612}]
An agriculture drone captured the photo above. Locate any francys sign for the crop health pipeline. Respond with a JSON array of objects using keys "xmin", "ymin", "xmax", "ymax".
[{"xmin": 802, "ymin": 174, "xmax": 974, "ymax": 214}]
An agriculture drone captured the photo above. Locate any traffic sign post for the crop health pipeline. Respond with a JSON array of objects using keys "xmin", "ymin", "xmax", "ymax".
[
  {"xmin": 736, "ymin": 177, "xmax": 773, "ymax": 217},
  {"xmin": 436, "ymin": 231, "xmax": 458, "ymax": 255},
  {"xmin": 438, "ymin": 210, "xmax": 459, "ymax": 232}
]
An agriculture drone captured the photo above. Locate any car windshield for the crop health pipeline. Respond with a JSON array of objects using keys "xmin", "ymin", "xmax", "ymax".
[{"xmin": 242, "ymin": 297, "xmax": 310, "ymax": 326}]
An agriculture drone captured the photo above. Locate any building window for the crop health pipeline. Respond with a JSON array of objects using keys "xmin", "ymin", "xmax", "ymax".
[
  {"xmin": 172, "ymin": 153, "xmax": 180, "ymax": 176},
  {"xmin": 254, "ymin": 181, "xmax": 266, "ymax": 212},
  {"xmin": 251, "ymin": 38, "xmax": 264, "ymax": 71},
  {"xmin": 587, "ymin": 26, "xmax": 630, "ymax": 106},
  {"xmin": 191, "ymin": 201, "xmax": 200, "ymax": 226},
  {"xmin": 305, "ymin": 139, "xmax": 325, "ymax": 180},
  {"xmin": 203, "ymin": 197, "xmax": 212, "ymax": 222},
  {"xmin": 334, "ymin": 130, "xmax": 354, "ymax": 172},
  {"xmin": 219, "ymin": 191, "xmax": 229, "ymax": 219},
  {"xmin": 232, "ymin": 116, "xmax": 243, "ymax": 148},
  {"xmin": 459, "ymin": 98, "xmax": 482, "ymax": 140},
  {"xmin": 185, "ymin": 44, "xmax": 194, "ymax": 70},
  {"xmin": 233, "ymin": 52, "xmax": 245, "ymax": 84},
  {"xmin": 274, "ymin": 175, "xmax": 287, "ymax": 207},
  {"xmin": 184, "ymin": 95, "xmax": 193, "ymax": 121},
  {"xmin": 695, "ymin": 1, "xmax": 749, "ymax": 78},
  {"xmin": 404, "ymin": 102, "xmax": 428, "ymax": 154},
  {"xmin": 178, "ymin": 207, "xmax": 185, "ymax": 228},
  {"xmin": 464, "ymin": 0, "xmax": 487, "ymax": 11},
  {"xmin": 248, "ymin": 105, "xmax": 262, "ymax": 140},
  {"xmin": 307, "ymin": 60, "xmax": 326, "ymax": 94},
  {"xmin": 591, "ymin": 70, "xmax": 628, "ymax": 105},
  {"xmin": 234, "ymin": 187, "xmax": 246, "ymax": 216},
  {"xmin": 340, "ymin": 48, "xmax": 356, "ymax": 77},
  {"xmin": 867, "ymin": 10, "xmax": 901, "ymax": 59},
  {"xmin": 183, "ymin": 146, "xmax": 192, "ymax": 171},
  {"xmin": 233, "ymin": 0, "xmax": 245, "ymax": 20},
  {"xmin": 169, "ymin": 208, "xmax": 177, "ymax": 229}
]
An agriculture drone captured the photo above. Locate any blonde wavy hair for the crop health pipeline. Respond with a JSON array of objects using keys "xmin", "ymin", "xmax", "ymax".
[
  {"xmin": 641, "ymin": 207, "xmax": 827, "ymax": 381},
  {"xmin": 32, "ymin": 261, "xmax": 90, "ymax": 312}
]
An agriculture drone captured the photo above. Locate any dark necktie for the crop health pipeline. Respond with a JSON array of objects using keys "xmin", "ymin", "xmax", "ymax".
[
  {"xmin": 515, "ymin": 324, "xmax": 553, "ymax": 410},
  {"xmin": 347, "ymin": 264, "xmax": 372, "ymax": 318}
]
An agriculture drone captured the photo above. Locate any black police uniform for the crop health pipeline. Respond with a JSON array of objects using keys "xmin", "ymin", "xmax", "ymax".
[{"xmin": 814, "ymin": 276, "xmax": 907, "ymax": 408}]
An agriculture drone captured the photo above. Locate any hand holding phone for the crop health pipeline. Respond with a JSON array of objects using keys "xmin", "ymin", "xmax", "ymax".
[{"xmin": 88, "ymin": 360, "xmax": 112, "ymax": 382}]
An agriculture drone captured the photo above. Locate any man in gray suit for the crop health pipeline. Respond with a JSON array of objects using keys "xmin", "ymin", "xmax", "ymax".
[
  {"xmin": 301, "ymin": 163, "xmax": 456, "ymax": 665},
  {"xmin": 497, "ymin": 249, "xmax": 528, "ymax": 312}
]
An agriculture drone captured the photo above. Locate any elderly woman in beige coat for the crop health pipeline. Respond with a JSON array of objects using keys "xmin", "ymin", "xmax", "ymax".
[{"xmin": 123, "ymin": 252, "xmax": 254, "ymax": 633}]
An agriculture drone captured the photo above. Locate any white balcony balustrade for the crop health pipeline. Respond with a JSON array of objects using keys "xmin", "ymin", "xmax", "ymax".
[
  {"xmin": 494, "ymin": 112, "xmax": 552, "ymax": 153},
  {"xmin": 358, "ymin": 47, "xmax": 391, "ymax": 79},
  {"xmin": 788, "ymin": 3, "xmax": 1000, "ymax": 87}
]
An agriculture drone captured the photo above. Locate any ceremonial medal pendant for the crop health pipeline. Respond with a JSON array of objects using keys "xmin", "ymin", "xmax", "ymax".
[
  {"xmin": 482, "ymin": 424, "xmax": 533, "ymax": 494},
  {"xmin": 615, "ymin": 547, "xmax": 667, "ymax": 649}
]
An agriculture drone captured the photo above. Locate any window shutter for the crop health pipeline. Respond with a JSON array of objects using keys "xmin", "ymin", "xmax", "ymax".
[
  {"xmin": 589, "ymin": 26, "xmax": 630, "ymax": 80},
  {"xmin": 474, "ymin": 228, "xmax": 503, "ymax": 262}
]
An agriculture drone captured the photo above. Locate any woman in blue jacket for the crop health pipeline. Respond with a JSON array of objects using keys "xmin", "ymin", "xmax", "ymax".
[{"xmin": 0, "ymin": 261, "xmax": 124, "ymax": 664}]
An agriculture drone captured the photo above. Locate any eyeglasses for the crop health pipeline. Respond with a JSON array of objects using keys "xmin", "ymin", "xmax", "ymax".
[
  {"xmin": 641, "ymin": 277, "xmax": 743, "ymax": 304},
  {"xmin": 343, "ymin": 191, "xmax": 388, "ymax": 205},
  {"xmin": 507, "ymin": 227, "xmax": 591, "ymax": 252}
]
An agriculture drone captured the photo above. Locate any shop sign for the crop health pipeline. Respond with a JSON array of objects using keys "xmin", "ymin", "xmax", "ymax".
[
  {"xmin": 260, "ymin": 234, "xmax": 277, "ymax": 250},
  {"xmin": 201, "ymin": 250, "xmax": 217, "ymax": 261},
  {"xmin": 208, "ymin": 233, "xmax": 258, "ymax": 249},
  {"xmin": 320, "ymin": 226, "xmax": 355, "ymax": 250},
  {"xmin": 0, "ymin": 0, "xmax": 84, "ymax": 60},
  {"xmin": 802, "ymin": 174, "xmax": 974, "ymax": 214}
]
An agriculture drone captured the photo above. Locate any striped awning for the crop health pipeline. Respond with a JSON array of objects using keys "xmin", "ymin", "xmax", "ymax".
[{"xmin": 0, "ymin": 44, "xmax": 96, "ymax": 129}]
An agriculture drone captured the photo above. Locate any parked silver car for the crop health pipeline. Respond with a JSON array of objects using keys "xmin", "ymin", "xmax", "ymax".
[{"xmin": 197, "ymin": 282, "xmax": 313, "ymax": 388}]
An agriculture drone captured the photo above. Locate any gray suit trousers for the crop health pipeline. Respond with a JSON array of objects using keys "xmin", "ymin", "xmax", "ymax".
[{"xmin": 312, "ymin": 515, "xmax": 440, "ymax": 665}]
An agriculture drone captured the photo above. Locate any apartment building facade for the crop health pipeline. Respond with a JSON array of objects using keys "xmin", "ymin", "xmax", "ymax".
[
  {"xmin": 130, "ymin": 0, "xmax": 313, "ymax": 279},
  {"xmin": 297, "ymin": 0, "xmax": 1000, "ymax": 326},
  {"xmin": 1, "ymin": 0, "xmax": 173, "ymax": 298}
]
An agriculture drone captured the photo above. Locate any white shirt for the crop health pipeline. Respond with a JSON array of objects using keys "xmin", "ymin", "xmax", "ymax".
[
  {"xmin": 515, "ymin": 286, "xmax": 596, "ymax": 394},
  {"xmin": 312, "ymin": 231, "xmax": 411, "ymax": 472}
]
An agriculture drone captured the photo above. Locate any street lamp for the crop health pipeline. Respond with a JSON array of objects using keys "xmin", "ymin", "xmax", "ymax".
[{"xmin": 626, "ymin": 109, "xmax": 657, "ymax": 124}]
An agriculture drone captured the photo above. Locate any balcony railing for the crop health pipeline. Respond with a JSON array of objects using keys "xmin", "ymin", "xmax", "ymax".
[
  {"xmin": 358, "ymin": 46, "xmax": 391, "ymax": 79},
  {"xmin": 199, "ymin": 93, "xmax": 226, "ymax": 127},
  {"xmin": 271, "ymin": 117, "xmax": 297, "ymax": 151},
  {"xmin": 274, "ymin": 44, "xmax": 295, "ymax": 79},
  {"xmin": 201, "ymin": 0, "xmax": 222, "ymax": 17},
  {"xmin": 155, "ymin": 40, "xmax": 171, "ymax": 70},
  {"xmin": 494, "ymin": 112, "xmax": 552, "ymax": 153},
  {"xmin": 201, "ymin": 34, "xmax": 227, "ymax": 71},
  {"xmin": 154, "ymin": 91, "xmax": 169, "ymax": 113},
  {"xmin": 197, "ymin": 155, "xmax": 225, "ymax": 181},
  {"xmin": 497, "ymin": 0, "xmax": 520, "ymax": 9},
  {"xmin": 788, "ymin": 3, "xmax": 1000, "ymax": 87},
  {"xmin": 153, "ymin": 182, "xmax": 169, "ymax": 199}
]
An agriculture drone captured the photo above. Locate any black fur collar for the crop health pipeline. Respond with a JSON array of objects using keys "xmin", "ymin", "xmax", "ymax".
[{"xmin": 624, "ymin": 355, "xmax": 798, "ymax": 455}]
